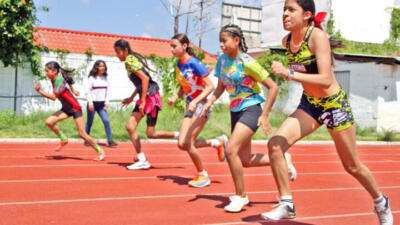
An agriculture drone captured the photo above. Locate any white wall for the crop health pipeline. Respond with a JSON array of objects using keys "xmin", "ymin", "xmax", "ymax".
[{"xmin": 0, "ymin": 52, "xmax": 229, "ymax": 115}]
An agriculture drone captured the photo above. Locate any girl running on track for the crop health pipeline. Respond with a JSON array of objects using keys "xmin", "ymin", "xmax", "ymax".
[
  {"xmin": 34, "ymin": 61, "xmax": 105, "ymax": 161},
  {"xmin": 261, "ymin": 1, "xmax": 393, "ymax": 224},
  {"xmin": 114, "ymin": 39, "xmax": 179, "ymax": 170},
  {"xmin": 201, "ymin": 24, "xmax": 297, "ymax": 212},
  {"xmin": 169, "ymin": 33, "xmax": 227, "ymax": 188},
  {"xmin": 84, "ymin": 60, "xmax": 118, "ymax": 147}
]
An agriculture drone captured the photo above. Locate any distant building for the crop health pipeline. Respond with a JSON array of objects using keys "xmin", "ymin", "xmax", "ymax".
[{"xmin": 0, "ymin": 27, "xmax": 217, "ymax": 115}]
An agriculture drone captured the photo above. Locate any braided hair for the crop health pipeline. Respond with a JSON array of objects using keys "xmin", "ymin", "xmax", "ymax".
[
  {"xmin": 45, "ymin": 61, "xmax": 75, "ymax": 85},
  {"xmin": 220, "ymin": 24, "xmax": 248, "ymax": 53}
]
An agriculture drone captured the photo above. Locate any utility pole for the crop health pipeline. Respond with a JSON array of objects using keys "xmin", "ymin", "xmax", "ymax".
[{"xmin": 198, "ymin": 0, "xmax": 204, "ymax": 47}]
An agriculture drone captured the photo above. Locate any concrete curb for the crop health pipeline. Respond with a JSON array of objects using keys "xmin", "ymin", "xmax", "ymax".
[{"xmin": 1, "ymin": 138, "xmax": 400, "ymax": 146}]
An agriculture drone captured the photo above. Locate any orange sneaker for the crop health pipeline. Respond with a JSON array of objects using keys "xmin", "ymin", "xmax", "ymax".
[
  {"xmin": 188, "ymin": 174, "xmax": 210, "ymax": 188},
  {"xmin": 215, "ymin": 135, "xmax": 227, "ymax": 162},
  {"xmin": 55, "ymin": 138, "xmax": 68, "ymax": 151}
]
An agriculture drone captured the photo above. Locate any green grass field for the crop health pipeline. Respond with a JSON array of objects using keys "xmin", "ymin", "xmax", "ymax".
[{"xmin": 1, "ymin": 101, "xmax": 399, "ymax": 142}]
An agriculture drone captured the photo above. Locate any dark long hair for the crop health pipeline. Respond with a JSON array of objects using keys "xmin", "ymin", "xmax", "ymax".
[
  {"xmin": 171, "ymin": 33, "xmax": 196, "ymax": 56},
  {"xmin": 292, "ymin": 0, "xmax": 344, "ymax": 54},
  {"xmin": 220, "ymin": 24, "xmax": 248, "ymax": 53},
  {"xmin": 113, "ymin": 39, "xmax": 153, "ymax": 72},
  {"xmin": 45, "ymin": 61, "xmax": 75, "ymax": 85},
  {"xmin": 89, "ymin": 60, "xmax": 108, "ymax": 77}
]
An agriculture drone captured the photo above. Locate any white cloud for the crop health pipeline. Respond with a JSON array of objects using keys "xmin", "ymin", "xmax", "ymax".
[{"xmin": 142, "ymin": 33, "xmax": 152, "ymax": 38}]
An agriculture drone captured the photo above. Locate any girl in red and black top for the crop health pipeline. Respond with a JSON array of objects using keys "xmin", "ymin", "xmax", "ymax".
[{"xmin": 34, "ymin": 61, "xmax": 105, "ymax": 161}]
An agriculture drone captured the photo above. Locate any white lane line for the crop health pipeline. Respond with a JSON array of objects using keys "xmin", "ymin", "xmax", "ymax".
[
  {"xmin": 200, "ymin": 211, "xmax": 400, "ymax": 225},
  {"xmin": 0, "ymin": 186, "xmax": 399, "ymax": 206},
  {"xmin": 1, "ymin": 153, "xmax": 400, "ymax": 158},
  {"xmin": 0, "ymin": 160, "xmax": 399, "ymax": 168},
  {"xmin": 1, "ymin": 171, "xmax": 399, "ymax": 183}
]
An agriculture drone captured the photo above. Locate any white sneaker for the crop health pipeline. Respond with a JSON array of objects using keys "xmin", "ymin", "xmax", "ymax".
[
  {"xmin": 261, "ymin": 201, "xmax": 296, "ymax": 221},
  {"xmin": 126, "ymin": 160, "xmax": 151, "ymax": 170},
  {"xmin": 285, "ymin": 152, "xmax": 297, "ymax": 181},
  {"xmin": 224, "ymin": 195, "xmax": 249, "ymax": 212},
  {"xmin": 375, "ymin": 195, "xmax": 393, "ymax": 225}
]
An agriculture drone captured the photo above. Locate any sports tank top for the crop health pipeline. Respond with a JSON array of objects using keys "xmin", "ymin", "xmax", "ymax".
[{"xmin": 286, "ymin": 26, "xmax": 319, "ymax": 74}]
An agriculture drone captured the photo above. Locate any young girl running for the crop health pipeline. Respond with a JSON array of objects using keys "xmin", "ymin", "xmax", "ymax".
[
  {"xmin": 169, "ymin": 33, "xmax": 227, "ymax": 188},
  {"xmin": 261, "ymin": 1, "xmax": 393, "ymax": 224},
  {"xmin": 114, "ymin": 39, "xmax": 179, "ymax": 170},
  {"xmin": 34, "ymin": 61, "xmax": 105, "ymax": 161},
  {"xmin": 202, "ymin": 24, "xmax": 297, "ymax": 212},
  {"xmin": 84, "ymin": 60, "xmax": 117, "ymax": 147}
]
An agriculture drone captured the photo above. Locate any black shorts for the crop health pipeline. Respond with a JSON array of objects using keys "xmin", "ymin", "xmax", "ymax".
[
  {"xmin": 61, "ymin": 108, "xmax": 83, "ymax": 119},
  {"xmin": 133, "ymin": 105, "xmax": 159, "ymax": 127},
  {"xmin": 298, "ymin": 88, "xmax": 354, "ymax": 131},
  {"xmin": 230, "ymin": 104, "xmax": 262, "ymax": 133}
]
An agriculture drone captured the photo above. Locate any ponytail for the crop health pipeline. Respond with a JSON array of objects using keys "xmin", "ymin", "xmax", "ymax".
[
  {"xmin": 114, "ymin": 39, "xmax": 154, "ymax": 72},
  {"xmin": 45, "ymin": 61, "xmax": 75, "ymax": 85},
  {"xmin": 220, "ymin": 24, "xmax": 248, "ymax": 53},
  {"xmin": 171, "ymin": 33, "xmax": 196, "ymax": 57}
]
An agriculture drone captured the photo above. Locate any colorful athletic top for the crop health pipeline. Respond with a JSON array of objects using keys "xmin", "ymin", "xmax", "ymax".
[
  {"xmin": 124, "ymin": 54, "xmax": 159, "ymax": 97},
  {"xmin": 286, "ymin": 26, "xmax": 319, "ymax": 74},
  {"xmin": 175, "ymin": 56, "xmax": 209, "ymax": 102},
  {"xmin": 51, "ymin": 75, "xmax": 81, "ymax": 111},
  {"xmin": 214, "ymin": 53, "xmax": 269, "ymax": 112}
]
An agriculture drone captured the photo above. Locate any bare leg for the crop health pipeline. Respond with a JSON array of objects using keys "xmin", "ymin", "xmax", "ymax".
[
  {"xmin": 225, "ymin": 122, "xmax": 254, "ymax": 196},
  {"xmin": 45, "ymin": 111, "xmax": 69, "ymax": 135},
  {"xmin": 126, "ymin": 112, "xmax": 144, "ymax": 154},
  {"xmin": 329, "ymin": 125, "xmax": 381, "ymax": 199},
  {"xmin": 146, "ymin": 126, "xmax": 175, "ymax": 139},
  {"xmin": 268, "ymin": 109, "xmax": 320, "ymax": 197},
  {"xmin": 178, "ymin": 116, "xmax": 209, "ymax": 172}
]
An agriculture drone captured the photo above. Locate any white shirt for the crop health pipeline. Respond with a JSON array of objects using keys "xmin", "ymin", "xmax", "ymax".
[{"xmin": 85, "ymin": 75, "xmax": 110, "ymax": 105}]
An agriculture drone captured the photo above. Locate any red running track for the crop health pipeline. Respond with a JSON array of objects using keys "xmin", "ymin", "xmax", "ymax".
[{"xmin": 0, "ymin": 142, "xmax": 399, "ymax": 225}]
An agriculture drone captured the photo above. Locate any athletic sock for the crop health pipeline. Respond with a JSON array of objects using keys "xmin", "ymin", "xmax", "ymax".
[
  {"xmin": 58, "ymin": 132, "xmax": 67, "ymax": 142},
  {"xmin": 94, "ymin": 144, "xmax": 104, "ymax": 153},
  {"xmin": 174, "ymin": 131, "xmax": 180, "ymax": 139},
  {"xmin": 210, "ymin": 139, "xmax": 220, "ymax": 147},
  {"xmin": 281, "ymin": 195, "xmax": 293, "ymax": 205},
  {"xmin": 374, "ymin": 194, "xmax": 386, "ymax": 208},
  {"xmin": 198, "ymin": 170, "xmax": 208, "ymax": 176},
  {"xmin": 137, "ymin": 152, "xmax": 146, "ymax": 162}
]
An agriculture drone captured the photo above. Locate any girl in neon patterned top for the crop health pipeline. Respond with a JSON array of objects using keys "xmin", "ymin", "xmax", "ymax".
[
  {"xmin": 169, "ymin": 33, "xmax": 227, "ymax": 188},
  {"xmin": 114, "ymin": 39, "xmax": 179, "ymax": 170},
  {"xmin": 262, "ymin": 0, "xmax": 393, "ymax": 223},
  {"xmin": 34, "ymin": 61, "xmax": 105, "ymax": 161},
  {"xmin": 202, "ymin": 24, "xmax": 297, "ymax": 212}
]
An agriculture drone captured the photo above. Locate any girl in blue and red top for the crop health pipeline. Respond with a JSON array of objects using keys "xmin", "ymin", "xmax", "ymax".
[
  {"xmin": 168, "ymin": 34, "xmax": 227, "ymax": 188},
  {"xmin": 114, "ymin": 39, "xmax": 179, "ymax": 170},
  {"xmin": 34, "ymin": 61, "xmax": 105, "ymax": 161}
]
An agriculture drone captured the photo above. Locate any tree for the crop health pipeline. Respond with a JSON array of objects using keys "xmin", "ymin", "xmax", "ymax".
[
  {"xmin": 0, "ymin": 0, "xmax": 47, "ymax": 76},
  {"xmin": 390, "ymin": 8, "xmax": 400, "ymax": 41}
]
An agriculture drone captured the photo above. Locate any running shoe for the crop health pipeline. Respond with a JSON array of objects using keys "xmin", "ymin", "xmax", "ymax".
[
  {"xmin": 284, "ymin": 152, "xmax": 297, "ymax": 181},
  {"xmin": 107, "ymin": 140, "xmax": 118, "ymax": 147},
  {"xmin": 224, "ymin": 195, "xmax": 249, "ymax": 212},
  {"xmin": 215, "ymin": 135, "xmax": 227, "ymax": 162},
  {"xmin": 93, "ymin": 153, "xmax": 105, "ymax": 161},
  {"xmin": 188, "ymin": 174, "xmax": 210, "ymax": 188},
  {"xmin": 126, "ymin": 160, "xmax": 151, "ymax": 170},
  {"xmin": 55, "ymin": 138, "xmax": 68, "ymax": 151},
  {"xmin": 375, "ymin": 195, "xmax": 393, "ymax": 225},
  {"xmin": 261, "ymin": 201, "xmax": 296, "ymax": 221}
]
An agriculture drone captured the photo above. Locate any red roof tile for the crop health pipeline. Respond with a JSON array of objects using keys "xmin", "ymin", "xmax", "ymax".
[{"xmin": 33, "ymin": 27, "xmax": 218, "ymax": 64}]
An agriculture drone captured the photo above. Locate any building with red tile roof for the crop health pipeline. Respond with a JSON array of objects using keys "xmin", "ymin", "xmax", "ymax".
[{"xmin": 33, "ymin": 27, "xmax": 218, "ymax": 64}]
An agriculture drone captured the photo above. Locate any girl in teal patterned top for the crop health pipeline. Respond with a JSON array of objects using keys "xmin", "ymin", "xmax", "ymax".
[
  {"xmin": 114, "ymin": 39, "xmax": 179, "ymax": 170},
  {"xmin": 202, "ymin": 24, "xmax": 296, "ymax": 213}
]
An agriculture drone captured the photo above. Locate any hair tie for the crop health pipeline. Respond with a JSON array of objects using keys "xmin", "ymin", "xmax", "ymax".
[{"xmin": 314, "ymin": 12, "xmax": 327, "ymax": 29}]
